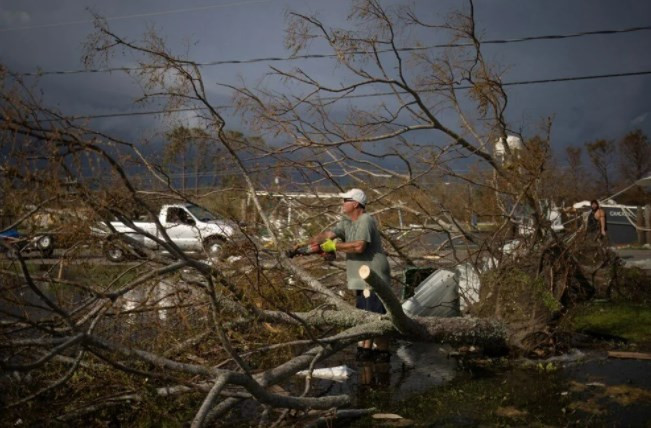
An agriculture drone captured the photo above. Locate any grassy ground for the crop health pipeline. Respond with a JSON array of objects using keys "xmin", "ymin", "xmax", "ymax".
[{"xmin": 567, "ymin": 301, "xmax": 651, "ymax": 346}]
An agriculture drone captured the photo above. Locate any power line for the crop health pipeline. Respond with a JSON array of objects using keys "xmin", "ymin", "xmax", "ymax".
[
  {"xmin": 46, "ymin": 106, "xmax": 225, "ymax": 121},
  {"xmin": 477, "ymin": 25, "xmax": 651, "ymax": 44},
  {"xmin": 339, "ymin": 70, "xmax": 651, "ymax": 99},
  {"xmin": 15, "ymin": 24, "xmax": 651, "ymax": 77},
  {"xmin": 0, "ymin": 0, "xmax": 272, "ymax": 33},
  {"xmin": 502, "ymin": 70, "xmax": 651, "ymax": 86},
  {"xmin": 37, "ymin": 68, "xmax": 651, "ymax": 122}
]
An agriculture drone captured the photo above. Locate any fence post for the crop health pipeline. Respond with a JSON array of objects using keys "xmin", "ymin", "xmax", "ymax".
[
  {"xmin": 645, "ymin": 204, "xmax": 651, "ymax": 245},
  {"xmin": 637, "ymin": 206, "xmax": 646, "ymax": 245},
  {"xmin": 241, "ymin": 198, "xmax": 247, "ymax": 223}
]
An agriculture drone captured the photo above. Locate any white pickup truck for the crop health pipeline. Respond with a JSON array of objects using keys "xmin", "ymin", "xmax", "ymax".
[{"xmin": 94, "ymin": 204, "xmax": 238, "ymax": 262}]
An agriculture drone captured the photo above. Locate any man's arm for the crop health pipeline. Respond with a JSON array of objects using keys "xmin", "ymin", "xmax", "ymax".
[
  {"xmin": 334, "ymin": 214, "xmax": 373, "ymax": 254},
  {"xmin": 311, "ymin": 230, "xmax": 366, "ymax": 254},
  {"xmin": 309, "ymin": 230, "xmax": 337, "ymax": 244},
  {"xmin": 333, "ymin": 240, "xmax": 366, "ymax": 254}
]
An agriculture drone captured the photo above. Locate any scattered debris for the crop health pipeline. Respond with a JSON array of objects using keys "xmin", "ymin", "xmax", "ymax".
[
  {"xmin": 605, "ymin": 384, "xmax": 651, "ymax": 406},
  {"xmin": 401, "ymin": 269, "xmax": 460, "ymax": 317},
  {"xmin": 296, "ymin": 365, "xmax": 355, "ymax": 382},
  {"xmin": 495, "ymin": 406, "xmax": 528, "ymax": 419},
  {"xmin": 372, "ymin": 413, "xmax": 414, "ymax": 426},
  {"xmin": 607, "ymin": 351, "xmax": 651, "ymax": 360},
  {"xmin": 372, "ymin": 413, "xmax": 405, "ymax": 419},
  {"xmin": 586, "ymin": 382, "xmax": 606, "ymax": 388}
]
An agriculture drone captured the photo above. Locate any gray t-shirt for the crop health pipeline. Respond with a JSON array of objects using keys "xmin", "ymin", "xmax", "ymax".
[{"xmin": 332, "ymin": 213, "xmax": 391, "ymax": 290}]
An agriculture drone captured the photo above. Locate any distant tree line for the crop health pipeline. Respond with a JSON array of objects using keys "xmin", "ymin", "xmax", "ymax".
[{"xmin": 561, "ymin": 129, "xmax": 650, "ymax": 205}]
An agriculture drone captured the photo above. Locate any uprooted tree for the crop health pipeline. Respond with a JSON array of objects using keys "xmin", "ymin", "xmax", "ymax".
[{"xmin": 0, "ymin": 1, "xmax": 622, "ymax": 425}]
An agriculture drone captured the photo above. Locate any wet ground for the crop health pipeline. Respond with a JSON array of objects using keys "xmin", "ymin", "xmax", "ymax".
[
  {"xmin": 617, "ymin": 247, "xmax": 651, "ymax": 271},
  {"xmin": 563, "ymin": 357, "xmax": 651, "ymax": 426},
  {"xmin": 298, "ymin": 342, "xmax": 458, "ymax": 403},
  {"xmin": 294, "ymin": 342, "xmax": 651, "ymax": 427},
  {"xmin": 4, "ymin": 249, "xmax": 650, "ymax": 426}
]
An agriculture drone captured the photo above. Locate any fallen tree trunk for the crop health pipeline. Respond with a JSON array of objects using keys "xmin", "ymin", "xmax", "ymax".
[{"xmin": 252, "ymin": 308, "xmax": 507, "ymax": 349}]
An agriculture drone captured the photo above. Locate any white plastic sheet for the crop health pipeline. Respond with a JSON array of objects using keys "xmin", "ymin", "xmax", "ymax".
[
  {"xmin": 401, "ymin": 269, "xmax": 460, "ymax": 317},
  {"xmin": 295, "ymin": 365, "xmax": 355, "ymax": 382}
]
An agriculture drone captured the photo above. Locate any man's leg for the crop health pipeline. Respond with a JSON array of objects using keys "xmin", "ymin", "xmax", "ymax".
[
  {"xmin": 373, "ymin": 336, "xmax": 389, "ymax": 351},
  {"xmin": 363, "ymin": 291, "xmax": 391, "ymax": 361},
  {"xmin": 355, "ymin": 290, "xmax": 375, "ymax": 359}
]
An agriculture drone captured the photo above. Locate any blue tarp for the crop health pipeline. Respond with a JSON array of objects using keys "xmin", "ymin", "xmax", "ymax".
[{"xmin": 0, "ymin": 228, "xmax": 19, "ymax": 239}]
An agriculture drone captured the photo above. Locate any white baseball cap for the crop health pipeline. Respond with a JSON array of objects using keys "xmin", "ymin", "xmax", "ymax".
[{"xmin": 339, "ymin": 188, "xmax": 367, "ymax": 206}]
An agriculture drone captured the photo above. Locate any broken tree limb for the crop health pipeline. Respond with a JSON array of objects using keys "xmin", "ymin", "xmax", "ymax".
[
  {"xmin": 608, "ymin": 351, "xmax": 651, "ymax": 361},
  {"xmin": 280, "ymin": 256, "xmax": 354, "ymax": 311},
  {"xmin": 190, "ymin": 375, "xmax": 229, "ymax": 428},
  {"xmin": 359, "ymin": 264, "xmax": 424, "ymax": 337}
]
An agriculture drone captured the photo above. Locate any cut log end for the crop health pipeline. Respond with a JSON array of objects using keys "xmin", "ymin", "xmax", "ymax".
[{"xmin": 358, "ymin": 264, "xmax": 371, "ymax": 280}]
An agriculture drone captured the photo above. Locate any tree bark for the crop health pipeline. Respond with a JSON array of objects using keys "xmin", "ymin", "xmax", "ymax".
[{"xmin": 358, "ymin": 264, "xmax": 423, "ymax": 337}]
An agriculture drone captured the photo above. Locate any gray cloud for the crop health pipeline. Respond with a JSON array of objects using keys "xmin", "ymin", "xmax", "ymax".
[
  {"xmin": 0, "ymin": 8, "xmax": 30, "ymax": 27},
  {"xmin": 1, "ymin": 0, "xmax": 650, "ymax": 157},
  {"xmin": 631, "ymin": 112, "xmax": 649, "ymax": 126}
]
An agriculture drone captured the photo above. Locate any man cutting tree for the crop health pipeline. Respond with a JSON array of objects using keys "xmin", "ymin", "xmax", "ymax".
[{"xmin": 309, "ymin": 188, "xmax": 392, "ymax": 362}]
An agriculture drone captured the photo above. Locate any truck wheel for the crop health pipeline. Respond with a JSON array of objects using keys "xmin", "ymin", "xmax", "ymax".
[
  {"xmin": 105, "ymin": 245, "xmax": 126, "ymax": 262},
  {"xmin": 37, "ymin": 235, "xmax": 54, "ymax": 258},
  {"xmin": 203, "ymin": 237, "xmax": 224, "ymax": 259}
]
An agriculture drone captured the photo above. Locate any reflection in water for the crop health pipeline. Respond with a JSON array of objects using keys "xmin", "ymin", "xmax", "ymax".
[
  {"xmin": 296, "ymin": 341, "xmax": 458, "ymax": 407},
  {"xmin": 358, "ymin": 361, "xmax": 391, "ymax": 388},
  {"xmin": 389, "ymin": 342, "xmax": 457, "ymax": 400}
]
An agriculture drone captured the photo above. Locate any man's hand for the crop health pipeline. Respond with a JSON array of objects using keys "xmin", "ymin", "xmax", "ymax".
[{"xmin": 320, "ymin": 239, "xmax": 336, "ymax": 253}]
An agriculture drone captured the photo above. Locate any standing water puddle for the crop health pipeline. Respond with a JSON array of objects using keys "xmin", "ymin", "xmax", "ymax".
[
  {"xmin": 290, "ymin": 341, "xmax": 458, "ymax": 407},
  {"xmin": 293, "ymin": 344, "xmax": 651, "ymax": 426}
]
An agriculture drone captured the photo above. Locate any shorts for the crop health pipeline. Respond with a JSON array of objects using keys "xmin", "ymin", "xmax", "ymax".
[{"xmin": 356, "ymin": 289, "xmax": 386, "ymax": 314}]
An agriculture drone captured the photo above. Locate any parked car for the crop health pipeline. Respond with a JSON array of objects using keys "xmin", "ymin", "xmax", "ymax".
[{"xmin": 92, "ymin": 203, "xmax": 238, "ymax": 262}]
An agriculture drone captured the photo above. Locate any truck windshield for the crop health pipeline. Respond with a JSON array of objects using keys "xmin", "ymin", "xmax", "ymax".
[{"xmin": 186, "ymin": 205, "xmax": 218, "ymax": 222}]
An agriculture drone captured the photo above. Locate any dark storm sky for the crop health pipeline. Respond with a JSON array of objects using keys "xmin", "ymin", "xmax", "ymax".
[{"xmin": 1, "ymin": 0, "xmax": 650, "ymax": 160}]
